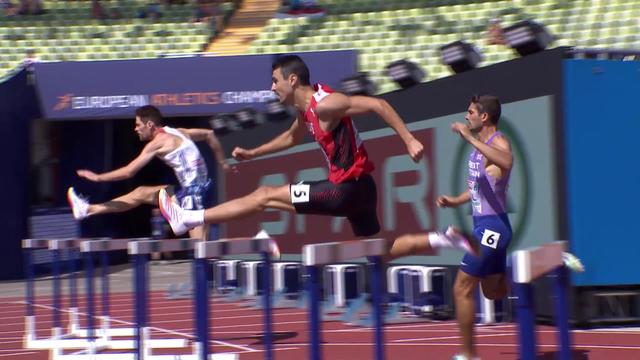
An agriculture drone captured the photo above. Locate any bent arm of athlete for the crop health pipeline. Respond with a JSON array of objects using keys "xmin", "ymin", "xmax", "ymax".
[
  {"xmin": 179, "ymin": 128, "xmax": 230, "ymax": 171},
  {"xmin": 467, "ymin": 135, "xmax": 512, "ymax": 172},
  {"xmin": 451, "ymin": 122, "xmax": 513, "ymax": 172}
]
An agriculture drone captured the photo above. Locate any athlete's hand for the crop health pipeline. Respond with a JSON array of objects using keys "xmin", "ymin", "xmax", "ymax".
[
  {"xmin": 77, "ymin": 169, "xmax": 100, "ymax": 182},
  {"xmin": 451, "ymin": 122, "xmax": 472, "ymax": 141},
  {"xmin": 436, "ymin": 195, "xmax": 456, "ymax": 208},
  {"xmin": 231, "ymin": 147, "xmax": 255, "ymax": 161},
  {"xmin": 406, "ymin": 138, "xmax": 424, "ymax": 163}
]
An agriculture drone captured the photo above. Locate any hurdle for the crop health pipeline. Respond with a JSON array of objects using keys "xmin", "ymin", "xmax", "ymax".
[
  {"xmin": 302, "ymin": 238, "xmax": 387, "ymax": 360},
  {"xmin": 23, "ymin": 237, "xmax": 191, "ymax": 359},
  {"xmin": 22, "ymin": 237, "xmax": 122, "ymax": 351},
  {"xmin": 128, "ymin": 239, "xmax": 238, "ymax": 360},
  {"xmin": 193, "ymin": 237, "xmax": 274, "ymax": 360},
  {"xmin": 23, "ymin": 238, "xmax": 54, "ymax": 347},
  {"xmin": 74, "ymin": 238, "xmax": 138, "ymax": 340},
  {"xmin": 511, "ymin": 241, "xmax": 571, "ymax": 360},
  {"xmin": 81, "ymin": 238, "xmax": 188, "ymax": 354}
]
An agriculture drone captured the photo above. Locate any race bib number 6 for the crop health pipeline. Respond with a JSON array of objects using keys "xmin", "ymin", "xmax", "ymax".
[
  {"xmin": 290, "ymin": 184, "xmax": 310, "ymax": 204},
  {"xmin": 481, "ymin": 229, "xmax": 501, "ymax": 249}
]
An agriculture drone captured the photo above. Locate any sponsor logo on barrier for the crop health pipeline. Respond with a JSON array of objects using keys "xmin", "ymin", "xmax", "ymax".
[
  {"xmin": 52, "ymin": 90, "xmax": 276, "ymax": 112},
  {"xmin": 72, "ymin": 95, "xmax": 149, "ymax": 109},
  {"xmin": 54, "ymin": 93, "xmax": 73, "ymax": 110},
  {"xmin": 39, "ymin": 51, "xmax": 356, "ymax": 118},
  {"xmin": 53, "ymin": 94, "xmax": 149, "ymax": 110},
  {"xmin": 152, "ymin": 92, "xmax": 221, "ymax": 106}
]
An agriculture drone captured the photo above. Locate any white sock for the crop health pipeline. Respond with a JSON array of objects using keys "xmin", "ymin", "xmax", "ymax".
[
  {"xmin": 428, "ymin": 230, "xmax": 472, "ymax": 253},
  {"xmin": 428, "ymin": 232, "xmax": 451, "ymax": 249},
  {"xmin": 183, "ymin": 209, "xmax": 205, "ymax": 228}
]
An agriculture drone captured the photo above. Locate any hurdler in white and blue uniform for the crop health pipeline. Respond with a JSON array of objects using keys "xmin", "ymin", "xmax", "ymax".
[
  {"xmin": 157, "ymin": 126, "xmax": 212, "ymax": 212},
  {"xmin": 66, "ymin": 105, "xmax": 230, "ymax": 240}
]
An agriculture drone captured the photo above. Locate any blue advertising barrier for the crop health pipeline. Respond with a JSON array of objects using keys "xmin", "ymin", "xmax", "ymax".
[
  {"xmin": 563, "ymin": 59, "xmax": 640, "ymax": 286},
  {"xmin": 34, "ymin": 51, "xmax": 357, "ymax": 120}
]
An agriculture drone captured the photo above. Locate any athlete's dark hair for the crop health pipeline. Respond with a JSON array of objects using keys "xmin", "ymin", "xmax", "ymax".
[
  {"xmin": 272, "ymin": 55, "xmax": 310, "ymax": 86},
  {"xmin": 135, "ymin": 105, "xmax": 164, "ymax": 126},
  {"xmin": 471, "ymin": 95, "xmax": 501, "ymax": 125}
]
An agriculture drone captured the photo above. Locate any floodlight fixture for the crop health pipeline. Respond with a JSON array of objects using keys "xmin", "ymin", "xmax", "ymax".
[
  {"xmin": 502, "ymin": 20, "xmax": 554, "ymax": 57},
  {"xmin": 440, "ymin": 40, "xmax": 483, "ymax": 73},
  {"xmin": 384, "ymin": 59, "xmax": 426, "ymax": 89}
]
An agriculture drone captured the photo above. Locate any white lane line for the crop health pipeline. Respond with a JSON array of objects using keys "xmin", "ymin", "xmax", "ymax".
[{"xmin": 28, "ymin": 303, "xmax": 256, "ymax": 353}]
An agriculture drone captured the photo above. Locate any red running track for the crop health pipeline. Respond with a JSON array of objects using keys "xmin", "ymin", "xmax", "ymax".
[{"xmin": 1, "ymin": 291, "xmax": 639, "ymax": 359}]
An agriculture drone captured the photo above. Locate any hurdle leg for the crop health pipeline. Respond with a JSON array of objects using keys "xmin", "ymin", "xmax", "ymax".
[
  {"xmin": 68, "ymin": 248, "xmax": 80, "ymax": 335},
  {"xmin": 370, "ymin": 256, "xmax": 385, "ymax": 360},
  {"xmin": 100, "ymin": 250, "xmax": 110, "ymax": 341},
  {"xmin": 143, "ymin": 326, "xmax": 152, "ymax": 359},
  {"xmin": 552, "ymin": 266, "xmax": 572, "ymax": 360},
  {"xmin": 24, "ymin": 249, "xmax": 36, "ymax": 343},
  {"xmin": 261, "ymin": 251, "xmax": 273, "ymax": 360},
  {"xmin": 302, "ymin": 238, "xmax": 389, "ymax": 360},
  {"xmin": 514, "ymin": 282, "xmax": 536, "ymax": 360},
  {"xmin": 306, "ymin": 265, "xmax": 322, "ymax": 360},
  {"xmin": 70, "ymin": 246, "xmax": 134, "ymax": 340},
  {"xmin": 194, "ymin": 257, "xmax": 210, "ymax": 360},
  {"xmin": 83, "ymin": 250, "xmax": 97, "ymax": 354},
  {"xmin": 133, "ymin": 252, "xmax": 149, "ymax": 360},
  {"xmin": 52, "ymin": 248, "xmax": 63, "ymax": 339}
]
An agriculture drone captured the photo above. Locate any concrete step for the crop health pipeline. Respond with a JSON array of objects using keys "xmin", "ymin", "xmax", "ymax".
[{"xmin": 205, "ymin": 0, "xmax": 279, "ymax": 53}]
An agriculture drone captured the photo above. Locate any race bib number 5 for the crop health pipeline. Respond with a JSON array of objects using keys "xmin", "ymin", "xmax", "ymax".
[
  {"xmin": 290, "ymin": 184, "xmax": 310, "ymax": 204},
  {"xmin": 481, "ymin": 229, "xmax": 501, "ymax": 249}
]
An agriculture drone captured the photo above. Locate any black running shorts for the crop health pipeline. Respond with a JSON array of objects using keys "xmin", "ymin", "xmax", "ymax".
[{"xmin": 290, "ymin": 173, "xmax": 380, "ymax": 237}]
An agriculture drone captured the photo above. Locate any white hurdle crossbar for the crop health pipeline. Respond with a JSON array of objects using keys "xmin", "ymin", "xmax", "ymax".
[
  {"xmin": 193, "ymin": 237, "xmax": 274, "ymax": 360},
  {"xmin": 302, "ymin": 238, "xmax": 387, "ymax": 360},
  {"xmin": 511, "ymin": 241, "xmax": 571, "ymax": 360}
]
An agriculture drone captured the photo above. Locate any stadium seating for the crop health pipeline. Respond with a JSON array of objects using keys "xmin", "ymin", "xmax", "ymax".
[
  {"xmin": 248, "ymin": 0, "xmax": 640, "ymax": 93},
  {"xmin": 2, "ymin": 0, "xmax": 639, "ymax": 92},
  {"xmin": 0, "ymin": 0, "xmax": 237, "ymax": 79}
]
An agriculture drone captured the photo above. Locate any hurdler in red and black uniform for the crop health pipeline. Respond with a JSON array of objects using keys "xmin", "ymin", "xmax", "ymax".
[
  {"xmin": 157, "ymin": 54, "xmax": 424, "ymax": 243},
  {"xmin": 294, "ymin": 83, "xmax": 378, "ymax": 236}
]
